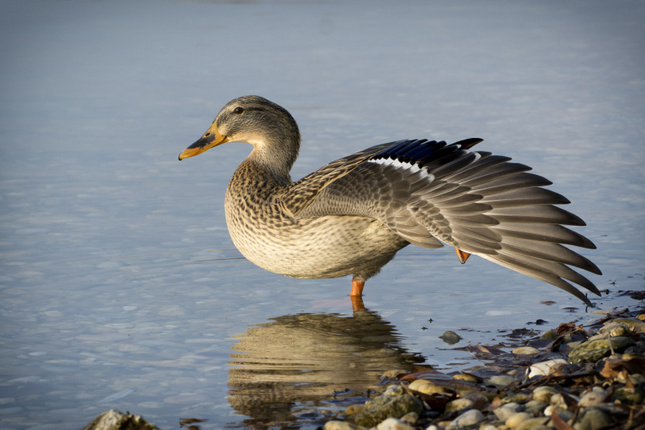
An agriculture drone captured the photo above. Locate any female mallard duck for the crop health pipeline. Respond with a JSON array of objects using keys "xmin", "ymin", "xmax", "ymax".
[{"xmin": 179, "ymin": 95, "xmax": 601, "ymax": 308}]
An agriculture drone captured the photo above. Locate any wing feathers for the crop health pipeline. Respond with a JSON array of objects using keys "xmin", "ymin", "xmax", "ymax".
[{"xmin": 288, "ymin": 138, "xmax": 600, "ymax": 304}]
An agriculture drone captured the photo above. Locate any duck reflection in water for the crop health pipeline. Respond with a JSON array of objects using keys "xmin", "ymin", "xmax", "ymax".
[{"xmin": 227, "ymin": 308, "xmax": 426, "ymax": 427}]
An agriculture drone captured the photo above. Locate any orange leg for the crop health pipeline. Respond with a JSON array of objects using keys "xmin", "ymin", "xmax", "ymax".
[
  {"xmin": 350, "ymin": 278, "xmax": 366, "ymax": 311},
  {"xmin": 455, "ymin": 248, "xmax": 471, "ymax": 264},
  {"xmin": 350, "ymin": 278, "xmax": 365, "ymax": 297}
]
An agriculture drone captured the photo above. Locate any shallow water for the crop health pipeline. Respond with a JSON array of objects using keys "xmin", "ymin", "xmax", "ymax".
[{"xmin": 1, "ymin": 1, "xmax": 644, "ymax": 429}]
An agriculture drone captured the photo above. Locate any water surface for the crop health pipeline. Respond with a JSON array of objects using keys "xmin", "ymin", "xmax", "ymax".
[{"xmin": 1, "ymin": 1, "xmax": 644, "ymax": 429}]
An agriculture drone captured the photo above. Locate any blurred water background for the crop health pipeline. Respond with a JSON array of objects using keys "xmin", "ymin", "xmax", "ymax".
[{"xmin": 1, "ymin": 1, "xmax": 644, "ymax": 428}]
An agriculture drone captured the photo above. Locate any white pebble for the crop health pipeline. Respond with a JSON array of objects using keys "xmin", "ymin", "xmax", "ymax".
[
  {"xmin": 377, "ymin": 417, "xmax": 415, "ymax": 430},
  {"xmin": 578, "ymin": 387, "xmax": 607, "ymax": 407},
  {"xmin": 494, "ymin": 402, "xmax": 523, "ymax": 421},
  {"xmin": 324, "ymin": 421, "xmax": 357, "ymax": 430},
  {"xmin": 488, "ymin": 374, "xmax": 515, "ymax": 387},
  {"xmin": 447, "ymin": 409, "xmax": 484, "ymax": 430},
  {"xmin": 506, "ymin": 412, "xmax": 531, "ymax": 428},
  {"xmin": 527, "ymin": 359, "xmax": 567, "ymax": 378},
  {"xmin": 512, "ymin": 346, "xmax": 539, "ymax": 355},
  {"xmin": 532, "ymin": 386, "xmax": 558, "ymax": 403}
]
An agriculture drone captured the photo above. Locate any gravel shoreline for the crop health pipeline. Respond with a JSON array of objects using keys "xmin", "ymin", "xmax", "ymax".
[{"xmin": 324, "ymin": 298, "xmax": 645, "ymax": 430}]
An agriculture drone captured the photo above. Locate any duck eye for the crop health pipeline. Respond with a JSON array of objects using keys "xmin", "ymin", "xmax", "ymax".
[{"xmin": 233, "ymin": 107, "xmax": 244, "ymax": 114}]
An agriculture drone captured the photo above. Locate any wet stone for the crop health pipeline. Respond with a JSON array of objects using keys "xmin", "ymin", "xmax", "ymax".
[
  {"xmin": 446, "ymin": 409, "xmax": 484, "ymax": 430},
  {"xmin": 573, "ymin": 407, "xmax": 613, "ymax": 430},
  {"xmin": 612, "ymin": 386, "xmax": 644, "ymax": 404},
  {"xmin": 532, "ymin": 386, "xmax": 558, "ymax": 403},
  {"xmin": 568, "ymin": 336, "xmax": 636, "ymax": 364},
  {"xmin": 494, "ymin": 402, "xmax": 523, "ymax": 421},
  {"xmin": 488, "ymin": 374, "xmax": 515, "ymax": 387},
  {"xmin": 408, "ymin": 379, "xmax": 449, "ymax": 395},
  {"xmin": 399, "ymin": 411, "xmax": 418, "ymax": 425},
  {"xmin": 444, "ymin": 397, "xmax": 473, "ymax": 413},
  {"xmin": 527, "ymin": 358, "xmax": 567, "ymax": 378},
  {"xmin": 515, "ymin": 417, "xmax": 550, "ymax": 430},
  {"xmin": 506, "ymin": 412, "xmax": 531, "ymax": 428},
  {"xmin": 512, "ymin": 346, "xmax": 539, "ymax": 355},
  {"xmin": 353, "ymin": 386, "xmax": 423, "ymax": 427},
  {"xmin": 83, "ymin": 409, "xmax": 160, "ymax": 430},
  {"xmin": 578, "ymin": 387, "xmax": 607, "ymax": 407},
  {"xmin": 376, "ymin": 417, "xmax": 415, "ymax": 430},
  {"xmin": 439, "ymin": 331, "xmax": 462, "ymax": 345},
  {"xmin": 324, "ymin": 421, "xmax": 358, "ymax": 430},
  {"xmin": 524, "ymin": 400, "xmax": 547, "ymax": 415}
]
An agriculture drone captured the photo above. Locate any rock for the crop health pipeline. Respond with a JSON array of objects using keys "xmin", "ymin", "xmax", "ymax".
[
  {"xmin": 494, "ymin": 402, "xmax": 523, "ymax": 421},
  {"xmin": 503, "ymin": 393, "xmax": 528, "ymax": 404},
  {"xmin": 568, "ymin": 337, "xmax": 636, "ymax": 364},
  {"xmin": 344, "ymin": 404, "xmax": 365, "ymax": 415},
  {"xmin": 83, "ymin": 410, "xmax": 161, "ymax": 430},
  {"xmin": 553, "ymin": 410, "xmax": 574, "ymax": 422},
  {"xmin": 376, "ymin": 417, "xmax": 415, "ymax": 430},
  {"xmin": 573, "ymin": 407, "xmax": 613, "ymax": 430},
  {"xmin": 527, "ymin": 359, "xmax": 567, "ymax": 378},
  {"xmin": 578, "ymin": 387, "xmax": 607, "ymax": 407},
  {"xmin": 512, "ymin": 346, "xmax": 539, "ymax": 355},
  {"xmin": 439, "ymin": 331, "xmax": 462, "ymax": 344},
  {"xmin": 515, "ymin": 417, "xmax": 549, "ymax": 430},
  {"xmin": 408, "ymin": 379, "xmax": 449, "ymax": 395},
  {"xmin": 516, "ymin": 417, "xmax": 550, "ymax": 430},
  {"xmin": 488, "ymin": 374, "xmax": 515, "ymax": 387},
  {"xmin": 446, "ymin": 409, "xmax": 484, "ymax": 430},
  {"xmin": 613, "ymin": 386, "xmax": 644, "ymax": 404},
  {"xmin": 324, "ymin": 421, "xmax": 358, "ymax": 430},
  {"xmin": 597, "ymin": 321, "xmax": 630, "ymax": 337},
  {"xmin": 532, "ymin": 386, "xmax": 558, "ymax": 403},
  {"xmin": 399, "ymin": 411, "xmax": 418, "ymax": 425},
  {"xmin": 453, "ymin": 373, "xmax": 478, "ymax": 383},
  {"xmin": 444, "ymin": 397, "xmax": 473, "ymax": 413},
  {"xmin": 354, "ymin": 386, "xmax": 424, "ymax": 427},
  {"xmin": 524, "ymin": 400, "xmax": 547, "ymax": 414},
  {"xmin": 540, "ymin": 329, "xmax": 558, "ymax": 339},
  {"xmin": 505, "ymin": 412, "xmax": 531, "ymax": 428}
]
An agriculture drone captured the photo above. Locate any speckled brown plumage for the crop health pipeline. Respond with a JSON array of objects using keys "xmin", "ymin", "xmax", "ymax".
[{"xmin": 179, "ymin": 96, "xmax": 602, "ymax": 305}]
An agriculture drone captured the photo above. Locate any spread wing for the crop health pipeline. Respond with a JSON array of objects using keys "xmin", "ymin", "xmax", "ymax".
[{"xmin": 281, "ymin": 139, "xmax": 601, "ymax": 304}]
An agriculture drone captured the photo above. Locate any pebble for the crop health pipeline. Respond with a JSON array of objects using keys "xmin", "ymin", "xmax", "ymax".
[
  {"xmin": 439, "ymin": 331, "xmax": 462, "ymax": 345},
  {"xmin": 532, "ymin": 386, "xmax": 558, "ymax": 403},
  {"xmin": 573, "ymin": 407, "xmax": 612, "ymax": 430},
  {"xmin": 516, "ymin": 417, "xmax": 550, "ymax": 430},
  {"xmin": 446, "ymin": 409, "xmax": 484, "ymax": 430},
  {"xmin": 552, "ymin": 409, "xmax": 574, "ymax": 422},
  {"xmin": 527, "ymin": 359, "xmax": 567, "ymax": 378},
  {"xmin": 399, "ymin": 412, "xmax": 418, "ymax": 425},
  {"xmin": 408, "ymin": 379, "xmax": 448, "ymax": 395},
  {"xmin": 444, "ymin": 397, "xmax": 473, "ymax": 413},
  {"xmin": 512, "ymin": 346, "xmax": 539, "ymax": 355},
  {"xmin": 354, "ymin": 386, "xmax": 424, "ymax": 427},
  {"xmin": 596, "ymin": 321, "xmax": 630, "ymax": 337},
  {"xmin": 324, "ymin": 421, "xmax": 357, "ymax": 430},
  {"xmin": 568, "ymin": 336, "xmax": 636, "ymax": 364},
  {"xmin": 376, "ymin": 417, "xmax": 415, "ymax": 430},
  {"xmin": 494, "ymin": 402, "xmax": 523, "ymax": 421},
  {"xmin": 524, "ymin": 400, "xmax": 547, "ymax": 414},
  {"xmin": 505, "ymin": 412, "xmax": 531, "ymax": 428},
  {"xmin": 488, "ymin": 374, "xmax": 515, "ymax": 387},
  {"xmin": 578, "ymin": 387, "xmax": 607, "ymax": 407}
]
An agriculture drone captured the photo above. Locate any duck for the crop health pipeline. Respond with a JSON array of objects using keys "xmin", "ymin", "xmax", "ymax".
[{"xmin": 179, "ymin": 95, "xmax": 601, "ymax": 310}]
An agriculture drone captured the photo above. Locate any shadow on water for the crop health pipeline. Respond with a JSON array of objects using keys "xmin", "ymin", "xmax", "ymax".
[{"xmin": 226, "ymin": 308, "xmax": 427, "ymax": 428}]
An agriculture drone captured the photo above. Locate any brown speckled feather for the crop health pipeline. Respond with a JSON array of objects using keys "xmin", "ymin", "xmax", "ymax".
[{"xmin": 180, "ymin": 96, "xmax": 602, "ymax": 305}]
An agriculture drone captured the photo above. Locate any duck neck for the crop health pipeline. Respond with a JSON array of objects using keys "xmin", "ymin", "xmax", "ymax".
[{"xmin": 246, "ymin": 132, "xmax": 300, "ymax": 183}]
